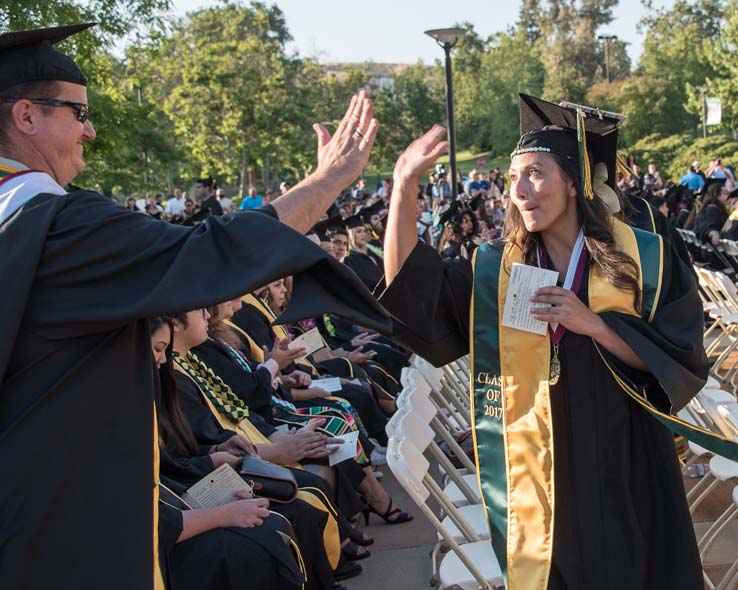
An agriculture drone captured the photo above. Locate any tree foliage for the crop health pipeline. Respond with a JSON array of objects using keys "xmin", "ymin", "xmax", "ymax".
[{"xmin": 6, "ymin": 0, "xmax": 738, "ymax": 191}]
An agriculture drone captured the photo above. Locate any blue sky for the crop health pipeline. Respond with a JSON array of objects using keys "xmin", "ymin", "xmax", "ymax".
[{"xmin": 168, "ymin": 0, "xmax": 673, "ymax": 65}]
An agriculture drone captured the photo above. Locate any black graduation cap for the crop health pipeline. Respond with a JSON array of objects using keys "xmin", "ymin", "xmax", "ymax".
[
  {"xmin": 697, "ymin": 177, "xmax": 727, "ymax": 197},
  {"xmin": 344, "ymin": 213, "xmax": 367, "ymax": 229},
  {"xmin": 360, "ymin": 200, "xmax": 388, "ymax": 222},
  {"xmin": 195, "ymin": 175, "xmax": 214, "ymax": 187},
  {"xmin": 0, "ymin": 23, "xmax": 95, "ymax": 92},
  {"xmin": 312, "ymin": 215, "xmax": 347, "ymax": 238},
  {"xmin": 469, "ymin": 194, "xmax": 485, "ymax": 212},
  {"xmin": 512, "ymin": 94, "xmax": 625, "ymax": 210},
  {"xmin": 438, "ymin": 201, "xmax": 464, "ymax": 226}
]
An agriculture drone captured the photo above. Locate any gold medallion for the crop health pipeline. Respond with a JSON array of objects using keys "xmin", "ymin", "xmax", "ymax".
[{"xmin": 549, "ymin": 344, "xmax": 561, "ymax": 386}]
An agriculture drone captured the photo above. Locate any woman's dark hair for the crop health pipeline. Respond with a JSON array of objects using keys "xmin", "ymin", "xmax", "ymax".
[
  {"xmin": 206, "ymin": 303, "xmax": 245, "ymax": 350},
  {"xmin": 150, "ymin": 316, "xmax": 199, "ymax": 457},
  {"xmin": 702, "ymin": 182, "xmax": 727, "ymax": 210},
  {"xmin": 472, "ymin": 198, "xmax": 494, "ymax": 231},
  {"xmin": 437, "ymin": 208, "xmax": 478, "ymax": 253},
  {"xmin": 505, "ymin": 153, "xmax": 642, "ymax": 313}
]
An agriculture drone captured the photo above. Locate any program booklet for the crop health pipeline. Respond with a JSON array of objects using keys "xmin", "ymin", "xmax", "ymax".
[
  {"xmin": 501, "ymin": 262, "xmax": 559, "ymax": 335},
  {"xmin": 288, "ymin": 327, "xmax": 325, "ymax": 360},
  {"xmin": 185, "ymin": 463, "xmax": 252, "ymax": 509}
]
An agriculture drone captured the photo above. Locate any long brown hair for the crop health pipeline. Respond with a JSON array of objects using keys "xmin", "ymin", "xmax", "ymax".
[
  {"xmin": 207, "ymin": 303, "xmax": 245, "ymax": 350},
  {"xmin": 151, "ymin": 316, "xmax": 199, "ymax": 457},
  {"xmin": 505, "ymin": 153, "xmax": 642, "ymax": 313}
]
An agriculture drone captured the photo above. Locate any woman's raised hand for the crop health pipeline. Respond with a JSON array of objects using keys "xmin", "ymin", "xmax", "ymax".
[{"xmin": 393, "ymin": 125, "xmax": 449, "ymax": 185}]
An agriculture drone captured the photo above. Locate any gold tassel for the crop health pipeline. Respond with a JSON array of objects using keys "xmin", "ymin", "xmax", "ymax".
[
  {"xmin": 616, "ymin": 152, "xmax": 632, "ymax": 180},
  {"xmin": 577, "ymin": 107, "xmax": 594, "ymax": 200}
]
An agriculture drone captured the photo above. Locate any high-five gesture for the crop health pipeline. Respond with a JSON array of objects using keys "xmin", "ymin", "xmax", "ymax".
[
  {"xmin": 393, "ymin": 125, "xmax": 449, "ymax": 184},
  {"xmin": 272, "ymin": 90, "xmax": 379, "ymax": 233},
  {"xmin": 313, "ymin": 90, "xmax": 378, "ymax": 185},
  {"xmin": 384, "ymin": 126, "xmax": 449, "ymax": 284}
]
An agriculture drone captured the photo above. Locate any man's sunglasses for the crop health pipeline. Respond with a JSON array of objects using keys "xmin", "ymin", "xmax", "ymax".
[{"xmin": 2, "ymin": 97, "xmax": 91, "ymax": 123}]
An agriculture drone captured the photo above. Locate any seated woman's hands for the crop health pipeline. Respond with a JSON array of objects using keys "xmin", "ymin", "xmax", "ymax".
[
  {"xmin": 263, "ymin": 420, "xmax": 342, "ymax": 463},
  {"xmin": 263, "ymin": 337, "xmax": 306, "ymax": 370},
  {"xmin": 209, "ymin": 451, "xmax": 241, "ymax": 469},
  {"xmin": 215, "ymin": 494, "xmax": 270, "ymax": 528},
  {"xmin": 291, "ymin": 386, "xmax": 331, "ymax": 400},
  {"xmin": 346, "ymin": 346, "xmax": 374, "ymax": 364},
  {"xmin": 350, "ymin": 332, "xmax": 380, "ymax": 347},
  {"xmin": 213, "ymin": 435, "xmax": 256, "ymax": 457},
  {"xmin": 281, "ymin": 370, "xmax": 311, "ymax": 388}
]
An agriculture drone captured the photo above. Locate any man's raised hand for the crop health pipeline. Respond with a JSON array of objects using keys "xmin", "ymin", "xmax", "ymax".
[{"xmin": 313, "ymin": 90, "xmax": 378, "ymax": 187}]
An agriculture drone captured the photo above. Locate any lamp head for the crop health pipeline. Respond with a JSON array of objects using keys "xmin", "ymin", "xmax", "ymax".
[{"xmin": 424, "ymin": 28, "xmax": 466, "ymax": 48}]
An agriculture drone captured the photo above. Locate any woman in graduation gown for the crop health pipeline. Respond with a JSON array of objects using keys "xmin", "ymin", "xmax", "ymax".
[
  {"xmin": 380, "ymin": 95, "xmax": 708, "ymax": 590},
  {"xmin": 151, "ymin": 316, "xmax": 354, "ymax": 590},
  {"xmin": 232, "ymin": 290, "xmax": 394, "ymax": 439}
]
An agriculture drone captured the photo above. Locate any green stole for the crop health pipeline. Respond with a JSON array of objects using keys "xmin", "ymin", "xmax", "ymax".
[{"xmin": 470, "ymin": 218, "xmax": 738, "ymax": 590}]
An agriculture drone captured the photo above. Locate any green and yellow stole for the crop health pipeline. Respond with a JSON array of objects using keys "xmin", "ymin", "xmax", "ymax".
[{"xmin": 470, "ymin": 218, "xmax": 737, "ymax": 590}]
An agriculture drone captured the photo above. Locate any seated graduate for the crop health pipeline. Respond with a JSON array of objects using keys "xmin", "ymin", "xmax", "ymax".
[
  {"xmin": 380, "ymin": 95, "xmax": 708, "ymax": 590},
  {"xmin": 268, "ymin": 275, "xmax": 407, "ymax": 400},
  {"xmin": 356, "ymin": 199, "xmax": 387, "ymax": 263},
  {"xmin": 151, "ymin": 318, "xmax": 306, "ymax": 590},
  {"xmin": 151, "ymin": 316, "xmax": 363, "ymax": 589},
  {"xmin": 170, "ymin": 307, "xmax": 412, "ymax": 529},
  {"xmin": 436, "ymin": 203, "xmax": 478, "ymax": 260},
  {"xmin": 232, "ymin": 286, "xmax": 395, "ymax": 435},
  {"xmin": 343, "ymin": 213, "xmax": 383, "ymax": 290},
  {"xmin": 198, "ymin": 299, "xmax": 374, "ymax": 465}
]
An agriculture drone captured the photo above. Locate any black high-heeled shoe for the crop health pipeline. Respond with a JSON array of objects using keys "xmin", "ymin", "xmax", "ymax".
[
  {"xmin": 362, "ymin": 496, "xmax": 413, "ymax": 525},
  {"xmin": 342, "ymin": 540, "xmax": 371, "ymax": 561},
  {"xmin": 349, "ymin": 527, "xmax": 374, "ymax": 546}
]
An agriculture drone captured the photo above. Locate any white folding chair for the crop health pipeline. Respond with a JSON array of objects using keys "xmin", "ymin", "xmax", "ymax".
[
  {"xmin": 392, "ymin": 386, "xmax": 481, "ymax": 506},
  {"xmin": 387, "ymin": 435, "xmax": 504, "ymax": 589}
]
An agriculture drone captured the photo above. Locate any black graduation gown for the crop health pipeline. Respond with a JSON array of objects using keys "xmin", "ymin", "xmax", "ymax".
[
  {"xmin": 627, "ymin": 195, "xmax": 693, "ymax": 272},
  {"xmin": 0, "ymin": 191, "xmax": 389, "ymax": 590},
  {"xmin": 344, "ymin": 250, "xmax": 383, "ymax": 290},
  {"xmin": 158, "ymin": 452, "xmax": 304, "ymax": 590},
  {"xmin": 377, "ymin": 241, "xmax": 708, "ymax": 590},
  {"xmin": 694, "ymin": 204, "xmax": 728, "ymax": 244},
  {"xmin": 190, "ymin": 340, "xmax": 368, "ymax": 516},
  {"xmin": 201, "ymin": 194, "xmax": 224, "ymax": 216},
  {"xmin": 232, "ymin": 303, "xmax": 390, "ymax": 441},
  {"xmin": 171, "ymin": 373, "xmax": 340, "ymax": 590}
]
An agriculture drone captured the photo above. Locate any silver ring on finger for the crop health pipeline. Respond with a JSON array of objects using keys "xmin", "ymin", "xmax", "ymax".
[{"xmin": 353, "ymin": 129, "xmax": 364, "ymax": 138}]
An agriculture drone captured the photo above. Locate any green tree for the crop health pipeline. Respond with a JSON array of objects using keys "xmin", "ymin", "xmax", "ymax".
[
  {"xmin": 453, "ymin": 25, "xmax": 545, "ymax": 156},
  {"xmin": 637, "ymin": 0, "xmax": 723, "ymax": 137},
  {"xmin": 133, "ymin": 1, "xmax": 313, "ymax": 194},
  {"xmin": 703, "ymin": 0, "xmax": 738, "ymax": 132}
]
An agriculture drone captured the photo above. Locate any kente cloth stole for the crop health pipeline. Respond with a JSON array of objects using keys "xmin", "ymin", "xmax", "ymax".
[
  {"xmin": 173, "ymin": 352, "xmax": 249, "ymax": 422},
  {"xmin": 470, "ymin": 218, "xmax": 738, "ymax": 590}
]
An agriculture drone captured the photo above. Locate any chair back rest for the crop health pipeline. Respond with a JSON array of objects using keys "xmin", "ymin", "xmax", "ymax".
[
  {"xmin": 414, "ymin": 357, "xmax": 443, "ymax": 390},
  {"xmin": 387, "ymin": 435, "xmax": 430, "ymax": 504},
  {"xmin": 397, "ymin": 410, "xmax": 436, "ymax": 452},
  {"xmin": 385, "ymin": 404, "xmax": 409, "ymax": 438}
]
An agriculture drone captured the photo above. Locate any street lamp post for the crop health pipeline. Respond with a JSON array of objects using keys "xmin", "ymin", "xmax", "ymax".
[
  {"xmin": 697, "ymin": 85, "xmax": 707, "ymax": 139},
  {"xmin": 597, "ymin": 34, "xmax": 617, "ymax": 84},
  {"xmin": 425, "ymin": 27, "xmax": 466, "ymax": 200}
]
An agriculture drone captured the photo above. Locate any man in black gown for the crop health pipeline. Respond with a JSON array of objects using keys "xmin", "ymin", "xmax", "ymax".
[{"xmin": 0, "ymin": 24, "xmax": 387, "ymax": 589}]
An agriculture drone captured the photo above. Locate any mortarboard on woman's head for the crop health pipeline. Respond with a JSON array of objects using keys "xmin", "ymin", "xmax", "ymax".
[{"xmin": 512, "ymin": 94, "xmax": 626, "ymax": 212}]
